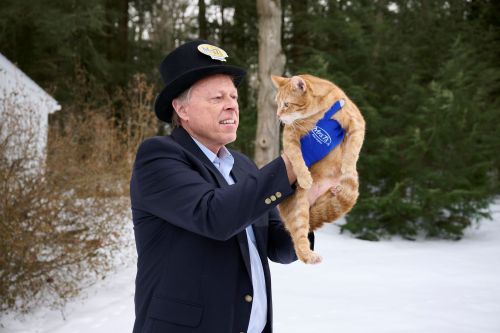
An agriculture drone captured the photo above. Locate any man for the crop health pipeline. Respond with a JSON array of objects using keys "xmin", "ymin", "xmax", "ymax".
[{"xmin": 130, "ymin": 40, "xmax": 336, "ymax": 333}]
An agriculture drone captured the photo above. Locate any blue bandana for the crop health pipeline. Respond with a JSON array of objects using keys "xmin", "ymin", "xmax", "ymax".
[{"xmin": 300, "ymin": 99, "xmax": 346, "ymax": 168}]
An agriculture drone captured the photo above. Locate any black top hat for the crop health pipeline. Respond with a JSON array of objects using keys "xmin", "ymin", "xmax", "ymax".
[{"xmin": 154, "ymin": 40, "xmax": 246, "ymax": 123}]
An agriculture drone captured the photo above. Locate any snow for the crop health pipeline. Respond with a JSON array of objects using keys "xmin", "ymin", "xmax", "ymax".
[
  {"xmin": 0, "ymin": 53, "xmax": 60, "ymax": 114},
  {"xmin": 1, "ymin": 52, "xmax": 61, "ymax": 166},
  {"xmin": 2, "ymin": 205, "xmax": 500, "ymax": 333}
]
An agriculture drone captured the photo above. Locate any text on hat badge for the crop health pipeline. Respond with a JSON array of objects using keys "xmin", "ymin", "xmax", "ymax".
[{"xmin": 197, "ymin": 44, "xmax": 228, "ymax": 62}]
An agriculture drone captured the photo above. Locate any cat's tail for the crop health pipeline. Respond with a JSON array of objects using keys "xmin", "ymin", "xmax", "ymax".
[{"xmin": 309, "ymin": 173, "xmax": 359, "ymax": 231}]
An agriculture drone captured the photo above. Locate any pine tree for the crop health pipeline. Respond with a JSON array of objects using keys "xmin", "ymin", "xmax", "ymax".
[{"xmin": 282, "ymin": 0, "xmax": 500, "ymax": 240}]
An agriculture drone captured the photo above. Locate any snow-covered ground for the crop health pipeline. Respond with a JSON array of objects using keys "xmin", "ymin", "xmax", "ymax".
[{"xmin": 2, "ymin": 205, "xmax": 500, "ymax": 333}]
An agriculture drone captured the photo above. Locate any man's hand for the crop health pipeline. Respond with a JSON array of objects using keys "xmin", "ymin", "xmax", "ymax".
[{"xmin": 307, "ymin": 177, "xmax": 341, "ymax": 205}]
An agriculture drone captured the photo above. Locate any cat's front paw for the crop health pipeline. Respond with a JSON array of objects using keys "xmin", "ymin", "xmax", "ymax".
[{"xmin": 297, "ymin": 172, "xmax": 313, "ymax": 189}]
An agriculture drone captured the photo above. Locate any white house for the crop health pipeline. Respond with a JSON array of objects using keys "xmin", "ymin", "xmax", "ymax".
[{"xmin": 0, "ymin": 53, "xmax": 61, "ymax": 168}]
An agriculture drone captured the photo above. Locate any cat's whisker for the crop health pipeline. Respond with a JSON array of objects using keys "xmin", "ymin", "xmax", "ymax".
[{"xmin": 291, "ymin": 121, "xmax": 311, "ymax": 133}]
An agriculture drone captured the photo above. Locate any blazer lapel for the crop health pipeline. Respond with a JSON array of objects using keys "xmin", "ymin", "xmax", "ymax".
[
  {"xmin": 171, "ymin": 128, "xmax": 227, "ymax": 187},
  {"xmin": 231, "ymin": 160, "xmax": 265, "ymax": 277},
  {"xmin": 171, "ymin": 128, "xmax": 252, "ymax": 279}
]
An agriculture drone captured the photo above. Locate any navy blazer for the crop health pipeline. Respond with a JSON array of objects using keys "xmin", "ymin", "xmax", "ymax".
[{"xmin": 130, "ymin": 127, "xmax": 312, "ymax": 333}]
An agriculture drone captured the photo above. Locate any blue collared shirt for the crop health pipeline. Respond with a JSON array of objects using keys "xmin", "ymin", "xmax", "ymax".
[{"xmin": 192, "ymin": 137, "xmax": 267, "ymax": 333}]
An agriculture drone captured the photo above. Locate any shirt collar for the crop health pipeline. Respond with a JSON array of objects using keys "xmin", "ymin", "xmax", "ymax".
[{"xmin": 191, "ymin": 136, "xmax": 234, "ymax": 172}]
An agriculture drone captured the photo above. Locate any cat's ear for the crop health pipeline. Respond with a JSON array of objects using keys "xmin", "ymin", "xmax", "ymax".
[
  {"xmin": 271, "ymin": 75, "xmax": 287, "ymax": 88},
  {"xmin": 307, "ymin": 76, "xmax": 333, "ymax": 97},
  {"xmin": 291, "ymin": 76, "xmax": 307, "ymax": 94}
]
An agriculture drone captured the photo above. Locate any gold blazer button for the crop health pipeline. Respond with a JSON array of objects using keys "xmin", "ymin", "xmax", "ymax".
[
  {"xmin": 244, "ymin": 294, "xmax": 253, "ymax": 303},
  {"xmin": 265, "ymin": 198, "xmax": 272, "ymax": 204}
]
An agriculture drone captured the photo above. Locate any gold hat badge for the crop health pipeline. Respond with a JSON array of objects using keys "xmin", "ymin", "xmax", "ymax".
[{"xmin": 197, "ymin": 44, "xmax": 228, "ymax": 62}]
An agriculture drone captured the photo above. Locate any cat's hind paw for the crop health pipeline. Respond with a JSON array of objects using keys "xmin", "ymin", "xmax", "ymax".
[
  {"xmin": 330, "ymin": 183, "xmax": 344, "ymax": 196},
  {"xmin": 299, "ymin": 251, "xmax": 323, "ymax": 265}
]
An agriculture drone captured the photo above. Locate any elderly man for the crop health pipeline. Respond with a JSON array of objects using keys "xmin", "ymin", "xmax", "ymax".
[{"xmin": 130, "ymin": 40, "xmax": 337, "ymax": 333}]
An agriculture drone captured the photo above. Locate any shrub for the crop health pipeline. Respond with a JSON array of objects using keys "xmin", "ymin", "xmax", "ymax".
[{"xmin": 0, "ymin": 73, "xmax": 156, "ymax": 313}]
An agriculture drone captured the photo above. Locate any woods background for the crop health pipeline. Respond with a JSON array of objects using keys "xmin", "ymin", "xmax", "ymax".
[{"xmin": 0, "ymin": 0, "xmax": 499, "ymax": 312}]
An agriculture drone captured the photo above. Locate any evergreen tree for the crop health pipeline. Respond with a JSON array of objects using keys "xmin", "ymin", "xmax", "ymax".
[
  {"xmin": 0, "ymin": 0, "xmax": 109, "ymax": 100},
  {"xmin": 1, "ymin": 0, "xmax": 497, "ymax": 240},
  {"xmin": 283, "ymin": 0, "xmax": 500, "ymax": 239}
]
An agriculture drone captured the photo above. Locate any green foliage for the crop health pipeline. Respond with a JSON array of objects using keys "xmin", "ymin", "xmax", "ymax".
[
  {"xmin": 240, "ymin": 1, "xmax": 500, "ymax": 242},
  {"xmin": 1, "ymin": 0, "xmax": 498, "ymax": 245},
  {"xmin": 283, "ymin": 0, "xmax": 500, "ymax": 240},
  {"xmin": 0, "ymin": 0, "xmax": 108, "ymax": 97},
  {"xmin": 0, "ymin": 0, "xmax": 163, "ymax": 105}
]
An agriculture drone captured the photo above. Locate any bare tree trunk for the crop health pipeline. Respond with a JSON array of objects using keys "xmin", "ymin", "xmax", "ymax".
[
  {"xmin": 151, "ymin": 0, "xmax": 179, "ymax": 54},
  {"xmin": 372, "ymin": 0, "xmax": 386, "ymax": 62},
  {"xmin": 290, "ymin": 0, "xmax": 307, "ymax": 73},
  {"xmin": 117, "ymin": 0, "xmax": 129, "ymax": 63},
  {"xmin": 150, "ymin": 0, "xmax": 180, "ymax": 134},
  {"xmin": 198, "ymin": 0, "xmax": 208, "ymax": 40},
  {"xmin": 254, "ymin": 0, "xmax": 285, "ymax": 167}
]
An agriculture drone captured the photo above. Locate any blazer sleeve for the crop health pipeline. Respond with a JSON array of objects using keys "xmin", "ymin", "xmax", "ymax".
[{"xmin": 130, "ymin": 137, "xmax": 295, "ymax": 241}]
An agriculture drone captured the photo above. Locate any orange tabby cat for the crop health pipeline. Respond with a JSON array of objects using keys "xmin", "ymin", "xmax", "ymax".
[{"xmin": 272, "ymin": 74, "xmax": 365, "ymax": 264}]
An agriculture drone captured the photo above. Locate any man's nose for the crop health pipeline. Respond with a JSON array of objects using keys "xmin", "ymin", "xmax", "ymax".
[{"xmin": 224, "ymin": 96, "xmax": 238, "ymax": 111}]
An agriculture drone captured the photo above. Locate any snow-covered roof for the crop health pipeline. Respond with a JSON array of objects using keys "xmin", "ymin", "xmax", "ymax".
[{"xmin": 0, "ymin": 52, "xmax": 61, "ymax": 113}]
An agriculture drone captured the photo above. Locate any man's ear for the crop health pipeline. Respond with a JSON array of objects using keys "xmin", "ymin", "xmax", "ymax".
[{"xmin": 172, "ymin": 99, "xmax": 188, "ymax": 121}]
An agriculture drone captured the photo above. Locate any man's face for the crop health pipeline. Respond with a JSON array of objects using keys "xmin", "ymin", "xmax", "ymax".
[{"xmin": 176, "ymin": 74, "xmax": 239, "ymax": 153}]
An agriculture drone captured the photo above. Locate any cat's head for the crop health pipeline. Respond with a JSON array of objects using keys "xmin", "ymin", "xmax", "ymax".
[{"xmin": 271, "ymin": 74, "xmax": 340, "ymax": 125}]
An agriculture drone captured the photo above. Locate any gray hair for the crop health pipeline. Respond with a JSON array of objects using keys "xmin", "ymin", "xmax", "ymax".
[{"xmin": 171, "ymin": 86, "xmax": 194, "ymax": 128}]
